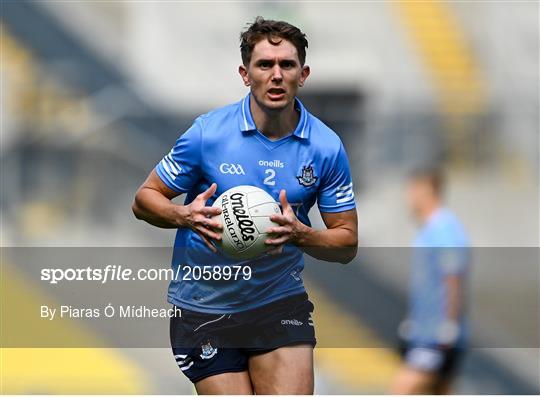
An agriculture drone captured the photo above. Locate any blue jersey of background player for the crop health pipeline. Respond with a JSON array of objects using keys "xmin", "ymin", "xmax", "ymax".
[
  {"xmin": 391, "ymin": 168, "xmax": 470, "ymax": 395},
  {"xmin": 409, "ymin": 207, "xmax": 469, "ymax": 348},
  {"xmin": 133, "ymin": 17, "xmax": 358, "ymax": 395}
]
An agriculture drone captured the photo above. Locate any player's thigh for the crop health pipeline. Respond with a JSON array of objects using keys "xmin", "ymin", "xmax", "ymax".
[
  {"xmin": 248, "ymin": 344, "xmax": 314, "ymax": 395},
  {"xmin": 195, "ymin": 371, "xmax": 253, "ymax": 395},
  {"xmin": 433, "ymin": 348, "xmax": 463, "ymax": 394},
  {"xmin": 433, "ymin": 376, "xmax": 453, "ymax": 395},
  {"xmin": 389, "ymin": 365, "xmax": 438, "ymax": 394}
]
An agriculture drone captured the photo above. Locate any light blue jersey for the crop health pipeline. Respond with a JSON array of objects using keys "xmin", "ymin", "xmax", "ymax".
[
  {"xmin": 156, "ymin": 93, "xmax": 356, "ymax": 313},
  {"xmin": 409, "ymin": 208, "xmax": 470, "ymax": 347}
]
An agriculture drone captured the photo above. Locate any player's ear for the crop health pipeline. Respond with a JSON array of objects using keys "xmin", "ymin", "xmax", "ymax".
[
  {"xmin": 238, "ymin": 65, "xmax": 250, "ymax": 86},
  {"xmin": 299, "ymin": 65, "xmax": 310, "ymax": 87}
]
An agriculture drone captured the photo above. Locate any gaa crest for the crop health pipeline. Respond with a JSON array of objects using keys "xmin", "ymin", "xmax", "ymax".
[
  {"xmin": 200, "ymin": 341, "xmax": 218, "ymax": 360},
  {"xmin": 297, "ymin": 165, "xmax": 318, "ymax": 187}
]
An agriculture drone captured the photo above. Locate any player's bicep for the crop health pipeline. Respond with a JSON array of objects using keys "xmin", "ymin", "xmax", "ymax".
[
  {"xmin": 320, "ymin": 209, "xmax": 358, "ymax": 234},
  {"xmin": 140, "ymin": 169, "xmax": 180, "ymax": 200}
]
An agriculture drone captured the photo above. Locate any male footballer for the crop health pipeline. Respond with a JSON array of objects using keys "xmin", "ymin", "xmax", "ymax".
[
  {"xmin": 390, "ymin": 169, "xmax": 470, "ymax": 394},
  {"xmin": 133, "ymin": 17, "xmax": 358, "ymax": 394}
]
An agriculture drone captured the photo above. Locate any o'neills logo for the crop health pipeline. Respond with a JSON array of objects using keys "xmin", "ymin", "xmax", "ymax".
[
  {"xmin": 230, "ymin": 192, "xmax": 256, "ymax": 242},
  {"xmin": 281, "ymin": 319, "xmax": 303, "ymax": 326},
  {"xmin": 258, "ymin": 159, "xmax": 284, "ymax": 168}
]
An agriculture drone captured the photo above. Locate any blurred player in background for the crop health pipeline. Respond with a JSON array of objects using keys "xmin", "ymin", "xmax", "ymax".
[
  {"xmin": 390, "ymin": 168, "xmax": 470, "ymax": 394},
  {"xmin": 132, "ymin": 17, "xmax": 358, "ymax": 394}
]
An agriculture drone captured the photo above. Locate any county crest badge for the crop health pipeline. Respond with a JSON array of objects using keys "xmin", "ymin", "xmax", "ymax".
[
  {"xmin": 297, "ymin": 165, "xmax": 318, "ymax": 187},
  {"xmin": 200, "ymin": 341, "xmax": 218, "ymax": 360}
]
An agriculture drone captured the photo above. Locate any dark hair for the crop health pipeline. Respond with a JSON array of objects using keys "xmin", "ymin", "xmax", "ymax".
[
  {"xmin": 409, "ymin": 166, "xmax": 445, "ymax": 196},
  {"xmin": 240, "ymin": 16, "xmax": 308, "ymax": 66}
]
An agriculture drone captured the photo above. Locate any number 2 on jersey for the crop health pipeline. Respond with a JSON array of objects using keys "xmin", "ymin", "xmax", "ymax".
[{"xmin": 264, "ymin": 169, "xmax": 276, "ymax": 186}]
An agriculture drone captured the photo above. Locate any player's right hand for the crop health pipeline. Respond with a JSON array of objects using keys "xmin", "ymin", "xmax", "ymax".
[{"xmin": 181, "ymin": 183, "xmax": 223, "ymax": 252}]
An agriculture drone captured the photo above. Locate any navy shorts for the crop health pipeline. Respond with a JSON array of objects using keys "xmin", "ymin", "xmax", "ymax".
[
  {"xmin": 400, "ymin": 343, "xmax": 464, "ymax": 378},
  {"xmin": 170, "ymin": 293, "xmax": 316, "ymax": 383}
]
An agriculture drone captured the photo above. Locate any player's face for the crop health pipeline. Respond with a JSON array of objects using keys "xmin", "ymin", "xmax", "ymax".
[
  {"xmin": 239, "ymin": 38, "xmax": 310, "ymax": 111},
  {"xmin": 406, "ymin": 179, "xmax": 433, "ymax": 220}
]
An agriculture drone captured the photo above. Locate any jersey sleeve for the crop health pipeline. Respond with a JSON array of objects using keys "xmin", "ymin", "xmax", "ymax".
[
  {"xmin": 435, "ymin": 227, "xmax": 470, "ymax": 275},
  {"xmin": 155, "ymin": 117, "xmax": 203, "ymax": 193},
  {"xmin": 317, "ymin": 142, "xmax": 356, "ymax": 213},
  {"xmin": 438, "ymin": 248, "xmax": 468, "ymax": 275}
]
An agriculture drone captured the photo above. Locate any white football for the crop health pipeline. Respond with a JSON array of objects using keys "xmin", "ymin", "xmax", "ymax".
[{"xmin": 212, "ymin": 185, "xmax": 281, "ymax": 260}]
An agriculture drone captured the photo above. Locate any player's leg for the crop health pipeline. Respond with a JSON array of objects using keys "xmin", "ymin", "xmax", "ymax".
[
  {"xmin": 433, "ymin": 376, "xmax": 453, "ymax": 395},
  {"xmin": 248, "ymin": 344, "xmax": 314, "ymax": 394},
  {"xmin": 432, "ymin": 348, "xmax": 463, "ymax": 395},
  {"xmin": 389, "ymin": 365, "xmax": 438, "ymax": 394},
  {"xmin": 194, "ymin": 371, "xmax": 253, "ymax": 395},
  {"xmin": 390, "ymin": 346, "xmax": 453, "ymax": 394}
]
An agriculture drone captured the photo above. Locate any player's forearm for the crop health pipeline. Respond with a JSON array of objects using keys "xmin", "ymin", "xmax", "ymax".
[
  {"xmin": 445, "ymin": 275, "xmax": 462, "ymax": 320},
  {"xmin": 132, "ymin": 187, "xmax": 186, "ymax": 229},
  {"xmin": 437, "ymin": 275, "xmax": 463, "ymax": 346},
  {"xmin": 297, "ymin": 226, "xmax": 358, "ymax": 264}
]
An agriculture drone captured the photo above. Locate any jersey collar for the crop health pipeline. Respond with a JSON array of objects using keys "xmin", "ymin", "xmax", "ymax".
[{"xmin": 239, "ymin": 92, "xmax": 310, "ymax": 140}]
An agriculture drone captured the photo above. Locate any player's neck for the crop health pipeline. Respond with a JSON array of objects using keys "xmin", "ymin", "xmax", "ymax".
[
  {"xmin": 419, "ymin": 201, "xmax": 441, "ymax": 224},
  {"xmin": 250, "ymin": 94, "xmax": 300, "ymax": 140}
]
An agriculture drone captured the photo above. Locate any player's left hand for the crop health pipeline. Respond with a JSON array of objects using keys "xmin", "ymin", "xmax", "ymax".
[{"xmin": 265, "ymin": 189, "xmax": 309, "ymax": 254}]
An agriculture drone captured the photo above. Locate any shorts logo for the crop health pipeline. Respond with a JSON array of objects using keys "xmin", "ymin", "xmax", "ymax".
[
  {"xmin": 220, "ymin": 163, "xmax": 245, "ymax": 175},
  {"xmin": 297, "ymin": 165, "xmax": 318, "ymax": 187},
  {"xmin": 281, "ymin": 319, "xmax": 303, "ymax": 326},
  {"xmin": 200, "ymin": 341, "xmax": 218, "ymax": 360}
]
